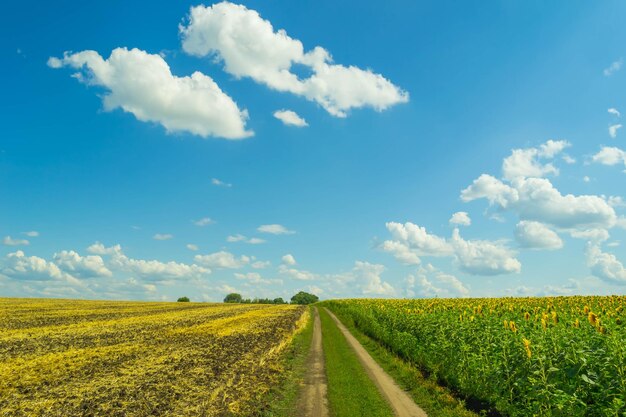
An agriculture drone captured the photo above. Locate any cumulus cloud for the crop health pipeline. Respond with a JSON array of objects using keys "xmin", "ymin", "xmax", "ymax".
[
  {"xmin": 592, "ymin": 146, "xmax": 626, "ymax": 168},
  {"xmin": 186, "ymin": 244, "xmax": 199, "ymax": 251},
  {"xmin": 587, "ymin": 245, "xmax": 626, "ymax": 284},
  {"xmin": 609, "ymin": 124, "xmax": 622, "ymax": 139},
  {"xmin": 278, "ymin": 264, "xmax": 318, "ymax": 281},
  {"xmin": 406, "ymin": 264, "xmax": 469, "ymax": 297},
  {"xmin": 23, "ymin": 231, "xmax": 39, "ymax": 237},
  {"xmin": 380, "ymin": 240, "xmax": 422, "ymax": 265},
  {"xmin": 194, "ymin": 251, "xmax": 250, "ymax": 269},
  {"xmin": 87, "ymin": 242, "xmax": 122, "ymax": 255},
  {"xmin": 515, "ymin": 221, "xmax": 563, "ymax": 250},
  {"xmin": 180, "ymin": 2, "xmax": 408, "ymax": 118},
  {"xmin": 273, "ymin": 109, "xmax": 308, "ymax": 127},
  {"xmin": 501, "ymin": 140, "xmax": 569, "ymax": 181},
  {"xmin": 450, "ymin": 229, "xmax": 521, "ymax": 275},
  {"xmin": 53, "ymin": 250, "xmax": 112, "ymax": 278},
  {"xmin": 385, "ymin": 222, "xmax": 453, "ymax": 257},
  {"xmin": 352, "ymin": 261, "xmax": 395, "ymax": 296},
  {"xmin": 111, "ymin": 251, "xmax": 209, "ymax": 282},
  {"xmin": 257, "ymin": 224, "xmax": 295, "ymax": 235},
  {"xmin": 3, "ymin": 236, "xmax": 29, "ymax": 246},
  {"xmin": 281, "ymin": 254, "xmax": 297, "ymax": 265},
  {"xmin": 2, "ymin": 251, "xmax": 80, "ymax": 285},
  {"xmin": 193, "ymin": 217, "xmax": 214, "ymax": 226},
  {"xmin": 383, "ymin": 222, "xmax": 519, "ymax": 276},
  {"xmin": 449, "ymin": 211, "xmax": 471, "ymax": 226},
  {"xmin": 153, "ymin": 233, "xmax": 173, "ymax": 241},
  {"xmin": 461, "ymin": 175, "xmax": 617, "ymax": 231},
  {"xmin": 48, "ymin": 47, "xmax": 252, "ymax": 139},
  {"xmin": 608, "ymin": 108, "xmax": 621, "ymax": 118},
  {"xmin": 604, "ymin": 58, "xmax": 623, "ymax": 76}
]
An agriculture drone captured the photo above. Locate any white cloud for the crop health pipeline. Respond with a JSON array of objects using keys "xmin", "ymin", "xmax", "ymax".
[
  {"xmin": 449, "ymin": 211, "xmax": 471, "ymax": 226},
  {"xmin": 226, "ymin": 234, "xmax": 266, "ymax": 244},
  {"xmin": 53, "ymin": 250, "xmax": 112, "ymax": 278},
  {"xmin": 383, "ymin": 222, "xmax": 519, "ymax": 275},
  {"xmin": 352, "ymin": 261, "xmax": 395, "ymax": 296},
  {"xmin": 404, "ymin": 264, "xmax": 468, "ymax": 297},
  {"xmin": 608, "ymin": 108, "xmax": 621, "ymax": 118},
  {"xmin": 562, "ymin": 155, "xmax": 576, "ymax": 164},
  {"xmin": 583, "ymin": 176, "xmax": 590, "ymax": 183},
  {"xmin": 587, "ymin": 245, "xmax": 626, "ymax": 284},
  {"xmin": 110, "ymin": 248, "xmax": 210, "ymax": 281},
  {"xmin": 450, "ymin": 229, "xmax": 521, "ymax": 275},
  {"xmin": 515, "ymin": 221, "xmax": 563, "ymax": 250},
  {"xmin": 48, "ymin": 47, "xmax": 251, "ymax": 139},
  {"xmin": 234, "ymin": 272, "xmax": 281, "ymax": 285},
  {"xmin": 87, "ymin": 242, "xmax": 122, "ymax": 255},
  {"xmin": 281, "ymin": 254, "xmax": 297, "ymax": 265},
  {"xmin": 385, "ymin": 222, "xmax": 453, "ymax": 257},
  {"xmin": 247, "ymin": 237, "xmax": 266, "ymax": 244},
  {"xmin": 569, "ymin": 228, "xmax": 610, "ymax": 243},
  {"xmin": 462, "ymin": 175, "xmax": 617, "ymax": 230},
  {"xmin": 604, "ymin": 58, "xmax": 623, "ymax": 76},
  {"xmin": 211, "ymin": 178, "xmax": 232, "ymax": 187},
  {"xmin": 153, "ymin": 233, "xmax": 173, "ymax": 241},
  {"xmin": 501, "ymin": 140, "xmax": 569, "ymax": 181},
  {"xmin": 251, "ymin": 260, "xmax": 270, "ymax": 269},
  {"xmin": 257, "ymin": 224, "xmax": 295, "ymax": 235},
  {"xmin": 193, "ymin": 217, "xmax": 214, "ymax": 226},
  {"xmin": 592, "ymin": 146, "xmax": 626, "ymax": 169},
  {"xmin": 273, "ymin": 109, "xmax": 308, "ymax": 127},
  {"xmin": 3, "ymin": 236, "xmax": 29, "ymax": 246},
  {"xmin": 186, "ymin": 244, "xmax": 199, "ymax": 251},
  {"xmin": 278, "ymin": 264, "xmax": 318, "ymax": 281},
  {"xmin": 2, "ymin": 251, "xmax": 80, "ymax": 285},
  {"xmin": 380, "ymin": 240, "xmax": 421, "ymax": 265},
  {"xmin": 23, "ymin": 231, "xmax": 39, "ymax": 237},
  {"xmin": 180, "ymin": 2, "xmax": 408, "ymax": 118},
  {"xmin": 194, "ymin": 251, "xmax": 250, "ymax": 269},
  {"xmin": 609, "ymin": 124, "xmax": 622, "ymax": 138}
]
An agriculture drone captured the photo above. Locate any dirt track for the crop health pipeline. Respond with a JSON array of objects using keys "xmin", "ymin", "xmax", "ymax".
[
  {"xmin": 324, "ymin": 308, "xmax": 428, "ymax": 417},
  {"xmin": 296, "ymin": 307, "xmax": 329, "ymax": 417}
]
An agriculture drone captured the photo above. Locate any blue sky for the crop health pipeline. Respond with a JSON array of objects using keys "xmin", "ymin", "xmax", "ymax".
[{"xmin": 1, "ymin": 0, "xmax": 626, "ymax": 301}]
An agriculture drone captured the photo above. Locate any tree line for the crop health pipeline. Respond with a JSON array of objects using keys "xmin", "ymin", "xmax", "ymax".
[{"xmin": 177, "ymin": 291, "xmax": 319, "ymax": 305}]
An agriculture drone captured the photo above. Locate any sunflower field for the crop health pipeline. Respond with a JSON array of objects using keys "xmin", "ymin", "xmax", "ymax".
[
  {"xmin": 322, "ymin": 296, "xmax": 626, "ymax": 417},
  {"xmin": 0, "ymin": 298, "xmax": 307, "ymax": 416}
]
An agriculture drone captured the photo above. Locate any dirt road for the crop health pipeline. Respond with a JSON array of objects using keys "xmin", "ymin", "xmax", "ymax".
[
  {"xmin": 296, "ymin": 307, "xmax": 329, "ymax": 417},
  {"xmin": 324, "ymin": 308, "xmax": 428, "ymax": 417}
]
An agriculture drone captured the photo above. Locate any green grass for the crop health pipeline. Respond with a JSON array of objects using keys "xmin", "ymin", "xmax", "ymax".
[
  {"xmin": 258, "ymin": 306, "xmax": 315, "ymax": 417},
  {"xmin": 325, "ymin": 306, "xmax": 481, "ymax": 417},
  {"xmin": 319, "ymin": 307, "xmax": 395, "ymax": 417}
]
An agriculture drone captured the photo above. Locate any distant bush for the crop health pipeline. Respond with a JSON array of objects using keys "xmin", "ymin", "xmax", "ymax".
[
  {"xmin": 177, "ymin": 297, "xmax": 190, "ymax": 302},
  {"xmin": 273, "ymin": 297, "xmax": 286, "ymax": 305},
  {"xmin": 290, "ymin": 291, "xmax": 319, "ymax": 305}
]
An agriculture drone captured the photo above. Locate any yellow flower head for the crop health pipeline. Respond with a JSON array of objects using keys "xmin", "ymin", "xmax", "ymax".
[
  {"xmin": 523, "ymin": 338, "xmax": 532, "ymax": 358},
  {"xmin": 588, "ymin": 312, "xmax": 598, "ymax": 326}
]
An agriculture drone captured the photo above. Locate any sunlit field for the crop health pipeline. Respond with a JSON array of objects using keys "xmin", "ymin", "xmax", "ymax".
[
  {"xmin": 0, "ymin": 298, "xmax": 307, "ymax": 416},
  {"xmin": 323, "ymin": 296, "xmax": 626, "ymax": 417}
]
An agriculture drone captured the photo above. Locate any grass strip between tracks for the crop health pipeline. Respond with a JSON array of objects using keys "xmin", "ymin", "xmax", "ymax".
[
  {"xmin": 325, "ymin": 307, "xmax": 480, "ymax": 417},
  {"xmin": 319, "ymin": 307, "xmax": 395, "ymax": 417}
]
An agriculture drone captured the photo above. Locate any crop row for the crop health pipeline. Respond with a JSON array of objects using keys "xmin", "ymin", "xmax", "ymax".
[
  {"xmin": 0, "ymin": 298, "xmax": 307, "ymax": 416},
  {"xmin": 322, "ymin": 296, "xmax": 626, "ymax": 417}
]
